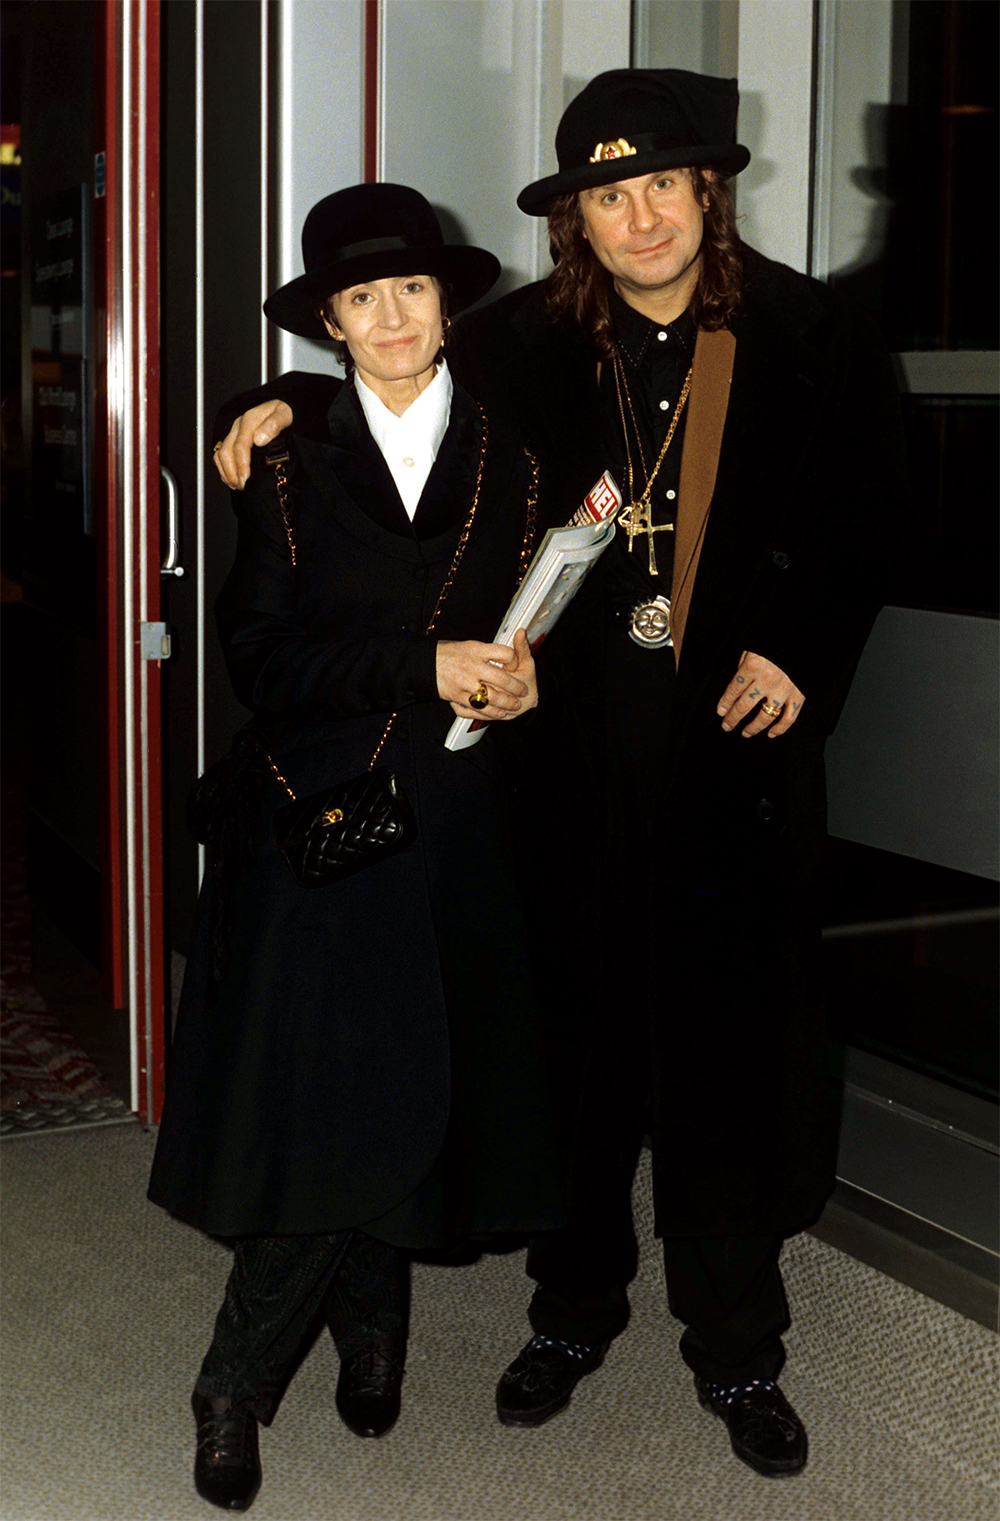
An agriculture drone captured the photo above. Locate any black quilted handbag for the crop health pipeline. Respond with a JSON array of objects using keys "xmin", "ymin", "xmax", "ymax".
[
  {"xmin": 272, "ymin": 765, "xmax": 416, "ymax": 888},
  {"xmin": 257, "ymin": 414, "xmax": 489, "ymax": 889}
]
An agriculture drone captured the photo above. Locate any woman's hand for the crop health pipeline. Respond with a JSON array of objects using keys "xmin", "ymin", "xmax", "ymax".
[
  {"xmin": 212, "ymin": 401, "xmax": 295, "ymax": 490},
  {"xmin": 438, "ymin": 629, "xmax": 538, "ymax": 721},
  {"xmin": 717, "ymin": 651, "xmax": 805, "ymax": 738},
  {"xmin": 504, "ymin": 630, "xmax": 538, "ymax": 721}
]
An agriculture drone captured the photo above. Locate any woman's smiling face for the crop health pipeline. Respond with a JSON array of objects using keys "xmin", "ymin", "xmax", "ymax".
[{"xmin": 323, "ymin": 275, "xmax": 444, "ymax": 400}]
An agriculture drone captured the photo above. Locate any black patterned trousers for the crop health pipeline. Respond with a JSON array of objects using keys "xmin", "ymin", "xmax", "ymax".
[{"xmin": 195, "ymin": 1229, "xmax": 407, "ymax": 1423}]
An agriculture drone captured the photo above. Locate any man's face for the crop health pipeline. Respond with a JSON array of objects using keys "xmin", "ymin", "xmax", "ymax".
[{"xmin": 578, "ymin": 168, "xmax": 707, "ymax": 304}]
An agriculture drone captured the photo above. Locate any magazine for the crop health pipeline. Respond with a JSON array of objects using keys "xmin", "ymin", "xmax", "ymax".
[{"xmin": 444, "ymin": 472, "xmax": 621, "ymax": 752}]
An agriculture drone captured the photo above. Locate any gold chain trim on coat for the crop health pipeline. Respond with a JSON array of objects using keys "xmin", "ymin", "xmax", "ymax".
[
  {"xmin": 267, "ymin": 449, "xmax": 297, "ymax": 565},
  {"xmin": 519, "ymin": 450, "xmax": 539, "ymax": 585},
  {"xmin": 263, "ymin": 407, "xmax": 490, "ymax": 798}
]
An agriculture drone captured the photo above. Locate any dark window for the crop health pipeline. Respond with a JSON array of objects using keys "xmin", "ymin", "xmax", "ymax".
[{"xmin": 823, "ymin": 838, "xmax": 999, "ymax": 1101}]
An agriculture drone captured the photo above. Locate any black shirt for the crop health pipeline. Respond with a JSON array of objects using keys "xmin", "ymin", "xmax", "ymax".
[{"xmin": 599, "ymin": 287, "xmax": 696, "ymax": 604}]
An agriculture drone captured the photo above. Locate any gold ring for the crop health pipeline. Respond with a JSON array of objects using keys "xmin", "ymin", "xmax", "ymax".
[
  {"xmin": 761, "ymin": 700, "xmax": 783, "ymax": 717},
  {"xmin": 468, "ymin": 684, "xmax": 489, "ymax": 711}
]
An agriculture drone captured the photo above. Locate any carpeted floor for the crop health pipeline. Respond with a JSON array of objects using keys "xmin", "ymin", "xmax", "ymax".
[
  {"xmin": 0, "ymin": 927, "xmax": 130, "ymax": 1135},
  {"xmin": 1, "ymin": 1124, "xmax": 997, "ymax": 1521},
  {"xmin": 0, "ymin": 755, "xmax": 128, "ymax": 1136}
]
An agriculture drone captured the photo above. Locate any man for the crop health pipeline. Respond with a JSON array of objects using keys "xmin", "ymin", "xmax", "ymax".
[{"xmin": 214, "ymin": 70, "xmax": 906, "ymax": 1478}]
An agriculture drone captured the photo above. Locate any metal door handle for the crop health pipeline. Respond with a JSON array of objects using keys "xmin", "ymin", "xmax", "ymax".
[{"xmin": 160, "ymin": 465, "xmax": 185, "ymax": 576}]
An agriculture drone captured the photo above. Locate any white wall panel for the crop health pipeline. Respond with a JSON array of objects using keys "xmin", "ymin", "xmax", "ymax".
[
  {"xmin": 629, "ymin": 0, "xmax": 812, "ymax": 271},
  {"xmin": 736, "ymin": 0, "xmax": 813, "ymax": 272},
  {"xmin": 274, "ymin": 0, "xmax": 365, "ymax": 375},
  {"xmin": 811, "ymin": 0, "xmax": 902, "ymax": 282},
  {"xmin": 379, "ymin": 0, "xmax": 630, "ymax": 291},
  {"xmin": 271, "ymin": 0, "xmax": 631, "ymax": 373},
  {"xmin": 561, "ymin": 0, "xmax": 631, "ymax": 102},
  {"xmin": 633, "ymin": 0, "xmax": 739, "ymax": 76}
]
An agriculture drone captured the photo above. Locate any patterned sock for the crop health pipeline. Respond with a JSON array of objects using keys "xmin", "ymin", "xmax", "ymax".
[
  {"xmin": 705, "ymin": 1376, "xmax": 777, "ymax": 1404},
  {"xmin": 528, "ymin": 1333, "xmax": 596, "ymax": 1363}
]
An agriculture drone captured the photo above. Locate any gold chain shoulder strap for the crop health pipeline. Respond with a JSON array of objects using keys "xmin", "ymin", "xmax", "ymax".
[
  {"xmin": 261, "ymin": 405, "xmax": 491, "ymax": 797},
  {"xmin": 266, "ymin": 447, "xmax": 297, "ymax": 565},
  {"xmin": 519, "ymin": 450, "xmax": 539, "ymax": 585}
]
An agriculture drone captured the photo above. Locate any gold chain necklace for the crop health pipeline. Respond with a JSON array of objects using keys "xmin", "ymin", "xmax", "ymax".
[{"xmin": 613, "ymin": 353, "xmax": 693, "ymax": 577}]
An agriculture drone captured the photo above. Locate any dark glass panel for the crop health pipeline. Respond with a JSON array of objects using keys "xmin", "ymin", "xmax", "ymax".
[
  {"xmin": 834, "ymin": 0, "xmax": 999, "ymax": 352},
  {"xmin": 890, "ymin": 395, "xmax": 999, "ymax": 616},
  {"xmin": 823, "ymin": 838, "xmax": 999, "ymax": 1099}
]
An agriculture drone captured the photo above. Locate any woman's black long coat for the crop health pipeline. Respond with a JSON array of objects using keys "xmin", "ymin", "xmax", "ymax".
[
  {"xmin": 148, "ymin": 382, "xmax": 564, "ymax": 1243},
  {"xmin": 452, "ymin": 247, "xmax": 908, "ymax": 1239}
]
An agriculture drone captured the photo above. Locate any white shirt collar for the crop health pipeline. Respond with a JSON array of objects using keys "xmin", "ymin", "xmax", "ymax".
[{"xmin": 355, "ymin": 363, "xmax": 453, "ymax": 520}]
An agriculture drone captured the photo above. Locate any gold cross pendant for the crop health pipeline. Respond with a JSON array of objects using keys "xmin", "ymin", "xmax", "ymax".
[
  {"xmin": 644, "ymin": 515, "xmax": 674, "ymax": 576},
  {"xmin": 618, "ymin": 499, "xmax": 645, "ymax": 552},
  {"xmin": 619, "ymin": 499, "xmax": 674, "ymax": 575}
]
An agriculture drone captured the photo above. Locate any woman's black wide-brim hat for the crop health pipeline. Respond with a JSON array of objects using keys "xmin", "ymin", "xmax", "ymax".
[
  {"xmin": 517, "ymin": 68, "xmax": 751, "ymax": 216},
  {"xmin": 264, "ymin": 183, "xmax": 502, "ymax": 342}
]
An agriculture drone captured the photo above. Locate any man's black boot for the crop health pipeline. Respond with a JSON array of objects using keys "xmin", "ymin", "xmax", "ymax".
[
  {"xmin": 335, "ymin": 1332, "xmax": 405, "ymax": 1438},
  {"xmin": 694, "ymin": 1375, "xmax": 808, "ymax": 1476},
  {"xmin": 496, "ymin": 1335, "xmax": 611, "ymax": 1427},
  {"xmin": 192, "ymin": 1393, "xmax": 262, "ymax": 1511}
]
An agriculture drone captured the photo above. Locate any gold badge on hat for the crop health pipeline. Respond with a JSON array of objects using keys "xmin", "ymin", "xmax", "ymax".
[{"xmin": 590, "ymin": 138, "xmax": 638, "ymax": 163}]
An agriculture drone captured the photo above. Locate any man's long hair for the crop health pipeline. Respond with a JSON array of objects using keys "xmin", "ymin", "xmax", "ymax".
[{"xmin": 545, "ymin": 167, "xmax": 743, "ymax": 357}]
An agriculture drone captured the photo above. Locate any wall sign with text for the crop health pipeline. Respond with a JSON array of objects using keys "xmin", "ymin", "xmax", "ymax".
[{"xmin": 30, "ymin": 185, "xmax": 91, "ymax": 535}]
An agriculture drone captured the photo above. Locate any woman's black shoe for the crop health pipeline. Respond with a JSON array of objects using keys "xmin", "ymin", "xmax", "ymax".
[
  {"xmin": 192, "ymin": 1393, "xmax": 262, "ymax": 1511},
  {"xmin": 335, "ymin": 1333, "xmax": 405, "ymax": 1438},
  {"xmin": 495, "ymin": 1337, "xmax": 611, "ymax": 1427},
  {"xmin": 694, "ymin": 1376, "xmax": 808, "ymax": 1476}
]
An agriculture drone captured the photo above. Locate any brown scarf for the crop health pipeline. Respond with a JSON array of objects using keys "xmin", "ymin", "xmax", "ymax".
[{"xmin": 669, "ymin": 326, "xmax": 736, "ymax": 663}]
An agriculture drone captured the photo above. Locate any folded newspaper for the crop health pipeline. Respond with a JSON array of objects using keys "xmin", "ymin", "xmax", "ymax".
[{"xmin": 444, "ymin": 472, "xmax": 621, "ymax": 751}]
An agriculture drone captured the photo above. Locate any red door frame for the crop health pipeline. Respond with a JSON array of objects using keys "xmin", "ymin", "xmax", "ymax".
[
  {"xmin": 363, "ymin": 0, "xmax": 381, "ymax": 183},
  {"xmin": 96, "ymin": 0, "xmax": 165, "ymax": 1124}
]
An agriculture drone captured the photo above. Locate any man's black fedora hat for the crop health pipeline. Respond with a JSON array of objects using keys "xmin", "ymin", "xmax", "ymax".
[
  {"xmin": 264, "ymin": 183, "xmax": 502, "ymax": 341},
  {"xmin": 517, "ymin": 69, "xmax": 750, "ymax": 216}
]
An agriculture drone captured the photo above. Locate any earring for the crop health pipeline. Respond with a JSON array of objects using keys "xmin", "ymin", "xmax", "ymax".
[{"xmin": 441, "ymin": 317, "xmax": 451, "ymax": 332}]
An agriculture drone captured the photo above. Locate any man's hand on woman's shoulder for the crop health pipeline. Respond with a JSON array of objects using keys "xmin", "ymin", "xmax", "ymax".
[{"xmin": 213, "ymin": 401, "xmax": 295, "ymax": 490}]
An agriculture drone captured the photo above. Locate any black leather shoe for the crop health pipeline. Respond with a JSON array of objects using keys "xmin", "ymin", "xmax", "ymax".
[
  {"xmin": 496, "ymin": 1337, "xmax": 611, "ymax": 1427},
  {"xmin": 192, "ymin": 1393, "xmax": 262, "ymax": 1511},
  {"xmin": 694, "ymin": 1375, "xmax": 808, "ymax": 1477},
  {"xmin": 335, "ymin": 1333, "xmax": 405, "ymax": 1438}
]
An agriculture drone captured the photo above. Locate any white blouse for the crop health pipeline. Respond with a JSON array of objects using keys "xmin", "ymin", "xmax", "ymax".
[{"xmin": 355, "ymin": 362, "xmax": 453, "ymax": 520}]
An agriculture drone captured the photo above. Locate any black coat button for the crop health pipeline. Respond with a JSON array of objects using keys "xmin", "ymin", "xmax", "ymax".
[
  {"xmin": 757, "ymin": 798, "xmax": 775, "ymax": 821},
  {"xmin": 772, "ymin": 550, "xmax": 789, "ymax": 569}
]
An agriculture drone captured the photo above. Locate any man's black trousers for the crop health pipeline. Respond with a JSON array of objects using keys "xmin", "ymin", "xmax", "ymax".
[
  {"xmin": 524, "ymin": 1126, "xmax": 789, "ymax": 1384},
  {"xmin": 524, "ymin": 629, "xmax": 789, "ymax": 1385}
]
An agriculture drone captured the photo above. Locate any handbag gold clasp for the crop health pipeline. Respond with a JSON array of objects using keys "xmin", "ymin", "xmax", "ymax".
[{"xmin": 322, "ymin": 808, "xmax": 344, "ymax": 825}]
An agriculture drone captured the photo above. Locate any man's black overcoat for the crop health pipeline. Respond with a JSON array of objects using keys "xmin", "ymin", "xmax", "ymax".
[
  {"xmin": 148, "ymin": 383, "xmax": 564, "ymax": 1242},
  {"xmin": 451, "ymin": 247, "xmax": 907, "ymax": 1239},
  {"xmin": 206, "ymin": 247, "xmax": 907, "ymax": 1241}
]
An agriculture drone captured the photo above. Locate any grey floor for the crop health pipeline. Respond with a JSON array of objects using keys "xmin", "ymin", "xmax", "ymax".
[{"xmin": 2, "ymin": 1124, "xmax": 997, "ymax": 1521}]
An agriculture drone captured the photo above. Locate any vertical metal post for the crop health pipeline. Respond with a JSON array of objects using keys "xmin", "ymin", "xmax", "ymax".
[
  {"xmin": 260, "ymin": 0, "xmax": 270, "ymax": 384},
  {"xmin": 195, "ymin": 0, "xmax": 206, "ymax": 887},
  {"xmin": 100, "ymin": 0, "xmax": 166, "ymax": 1122}
]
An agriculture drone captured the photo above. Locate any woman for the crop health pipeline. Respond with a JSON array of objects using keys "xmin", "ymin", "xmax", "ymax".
[{"xmin": 148, "ymin": 183, "xmax": 563, "ymax": 1513}]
